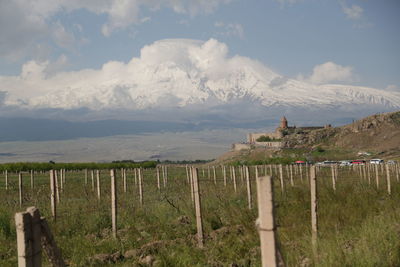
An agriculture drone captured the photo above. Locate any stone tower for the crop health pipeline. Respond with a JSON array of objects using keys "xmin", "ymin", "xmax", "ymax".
[{"xmin": 280, "ymin": 116, "xmax": 288, "ymax": 129}]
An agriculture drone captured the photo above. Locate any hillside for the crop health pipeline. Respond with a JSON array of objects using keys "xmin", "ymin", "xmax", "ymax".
[
  {"xmin": 216, "ymin": 110, "xmax": 400, "ymax": 164},
  {"xmin": 286, "ymin": 110, "xmax": 400, "ymax": 153}
]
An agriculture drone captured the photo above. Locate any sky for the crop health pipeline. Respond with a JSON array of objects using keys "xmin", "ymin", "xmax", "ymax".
[{"xmin": 1, "ymin": 0, "xmax": 399, "ymax": 91}]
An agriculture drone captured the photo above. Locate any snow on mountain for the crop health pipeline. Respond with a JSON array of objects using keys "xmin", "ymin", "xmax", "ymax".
[{"xmin": 2, "ymin": 38, "xmax": 400, "ymax": 112}]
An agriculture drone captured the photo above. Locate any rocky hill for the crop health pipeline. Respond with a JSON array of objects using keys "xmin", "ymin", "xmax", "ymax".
[
  {"xmin": 285, "ymin": 111, "xmax": 400, "ymax": 154},
  {"xmin": 216, "ymin": 111, "xmax": 400, "ymax": 164}
]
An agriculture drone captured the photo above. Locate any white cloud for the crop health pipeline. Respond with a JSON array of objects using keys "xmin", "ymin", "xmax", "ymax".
[
  {"xmin": 140, "ymin": 17, "xmax": 151, "ymax": 23},
  {"xmin": 214, "ymin": 22, "xmax": 245, "ymax": 39},
  {"xmin": 299, "ymin": 61, "xmax": 355, "ymax": 85},
  {"xmin": 1, "ymin": 39, "xmax": 399, "ymax": 115},
  {"xmin": 0, "ymin": 38, "xmax": 274, "ymax": 108},
  {"xmin": 342, "ymin": 3, "xmax": 363, "ymax": 20},
  {"xmin": 52, "ymin": 22, "xmax": 77, "ymax": 50},
  {"xmin": 0, "ymin": 0, "xmax": 231, "ymax": 59},
  {"xmin": 101, "ymin": 0, "xmax": 141, "ymax": 36},
  {"xmin": 0, "ymin": 0, "xmax": 48, "ymax": 61}
]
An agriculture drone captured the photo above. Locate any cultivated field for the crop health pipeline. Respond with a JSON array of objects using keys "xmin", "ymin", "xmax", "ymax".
[{"xmin": 0, "ymin": 164, "xmax": 399, "ymax": 266}]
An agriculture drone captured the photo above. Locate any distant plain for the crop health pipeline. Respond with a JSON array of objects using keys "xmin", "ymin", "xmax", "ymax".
[{"xmin": 0, "ymin": 129, "xmax": 252, "ymax": 162}]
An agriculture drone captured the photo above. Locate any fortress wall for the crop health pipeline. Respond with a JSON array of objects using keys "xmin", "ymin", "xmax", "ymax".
[
  {"xmin": 247, "ymin": 132, "xmax": 281, "ymax": 143},
  {"xmin": 255, "ymin": 141, "xmax": 284, "ymax": 148},
  {"xmin": 232, "ymin": 143, "xmax": 251, "ymax": 151}
]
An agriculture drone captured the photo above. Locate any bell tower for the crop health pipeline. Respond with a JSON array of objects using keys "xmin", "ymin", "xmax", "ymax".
[{"xmin": 280, "ymin": 116, "xmax": 288, "ymax": 129}]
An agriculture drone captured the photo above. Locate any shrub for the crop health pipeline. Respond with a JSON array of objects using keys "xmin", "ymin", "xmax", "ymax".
[
  {"xmin": 256, "ymin": 135, "xmax": 272, "ymax": 142},
  {"xmin": 256, "ymin": 136, "xmax": 281, "ymax": 142}
]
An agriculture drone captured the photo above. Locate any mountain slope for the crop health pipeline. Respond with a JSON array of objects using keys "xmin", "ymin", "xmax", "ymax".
[
  {"xmin": 283, "ymin": 110, "xmax": 400, "ymax": 156},
  {"xmin": 2, "ymin": 39, "xmax": 400, "ymax": 113}
]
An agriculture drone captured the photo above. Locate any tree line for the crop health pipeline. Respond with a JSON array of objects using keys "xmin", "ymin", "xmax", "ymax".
[{"xmin": 0, "ymin": 161, "xmax": 157, "ymax": 172}]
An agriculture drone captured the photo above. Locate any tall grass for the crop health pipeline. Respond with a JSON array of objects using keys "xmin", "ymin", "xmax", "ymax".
[{"xmin": 0, "ymin": 166, "xmax": 399, "ymax": 266}]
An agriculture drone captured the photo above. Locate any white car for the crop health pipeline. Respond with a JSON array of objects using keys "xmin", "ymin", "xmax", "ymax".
[
  {"xmin": 370, "ymin": 159, "xmax": 384, "ymax": 164},
  {"xmin": 339, "ymin": 160, "xmax": 352, "ymax": 166}
]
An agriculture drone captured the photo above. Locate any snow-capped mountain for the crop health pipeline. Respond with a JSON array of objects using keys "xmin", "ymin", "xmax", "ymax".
[{"xmin": 2, "ymin": 39, "xmax": 400, "ymax": 115}]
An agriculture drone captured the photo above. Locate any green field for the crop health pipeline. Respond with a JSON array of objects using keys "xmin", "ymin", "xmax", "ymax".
[{"xmin": 0, "ymin": 165, "xmax": 399, "ymax": 266}]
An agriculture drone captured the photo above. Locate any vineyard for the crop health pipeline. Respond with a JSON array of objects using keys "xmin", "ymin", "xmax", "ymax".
[{"xmin": 1, "ymin": 163, "xmax": 400, "ymax": 266}]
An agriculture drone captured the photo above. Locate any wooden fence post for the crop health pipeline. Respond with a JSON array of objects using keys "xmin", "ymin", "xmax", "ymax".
[
  {"xmin": 310, "ymin": 166, "xmax": 318, "ymax": 251},
  {"xmin": 110, "ymin": 169, "xmax": 117, "ymax": 238},
  {"xmin": 60, "ymin": 170, "xmax": 64, "ymax": 193},
  {"xmin": 223, "ymin": 165, "xmax": 227, "ymax": 187},
  {"xmin": 5, "ymin": 169, "xmax": 8, "ymax": 190},
  {"xmin": 192, "ymin": 167, "xmax": 204, "ymax": 248},
  {"xmin": 375, "ymin": 164, "xmax": 379, "ymax": 189},
  {"xmin": 190, "ymin": 166, "xmax": 194, "ymax": 203},
  {"xmin": 96, "ymin": 170, "xmax": 101, "ymax": 200},
  {"xmin": 62, "ymin": 169, "xmax": 66, "ymax": 186},
  {"xmin": 85, "ymin": 169, "xmax": 88, "ymax": 185},
  {"xmin": 386, "ymin": 164, "xmax": 391, "ymax": 195},
  {"xmin": 40, "ymin": 216, "xmax": 66, "ymax": 266},
  {"xmin": 367, "ymin": 164, "xmax": 371, "ymax": 185},
  {"xmin": 240, "ymin": 166, "xmax": 244, "ymax": 183},
  {"xmin": 123, "ymin": 169, "xmax": 127, "ymax": 193},
  {"xmin": 213, "ymin": 166, "xmax": 216, "ymax": 185},
  {"xmin": 331, "ymin": 165, "xmax": 336, "ymax": 191},
  {"xmin": 232, "ymin": 166, "xmax": 237, "ymax": 193},
  {"xmin": 162, "ymin": 166, "xmax": 166, "ymax": 188},
  {"xmin": 185, "ymin": 165, "xmax": 190, "ymax": 184},
  {"xmin": 289, "ymin": 165, "xmax": 294, "ymax": 186},
  {"xmin": 19, "ymin": 172, "xmax": 23, "ymax": 207},
  {"xmin": 15, "ymin": 207, "xmax": 43, "ymax": 267},
  {"xmin": 134, "ymin": 168, "xmax": 138, "ymax": 186},
  {"xmin": 27, "ymin": 207, "xmax": 42, "ymax": 267},
  {"xmin": 30, "ymin": 170, "xmax": 34, "ymax": 189},
  {"xmin": 15, "ymin": 211, "xmax": 33, "ymax": 267},
  {"xmin": 55, "ymin": 171, "xmax": 60, "ymax": 203},
  {"xmin": 156, "ymin": 167, "xmax": 161, "ymax": 191},
  {"xmin": 306, "ymin": 164, "xmax": 310, "ymax": 183},
  {"xmin": 299, "ymin": 165, "xmax": 303, "ymax": 182},
  {"xmin": 138, "ymin": 168, "xmax": 143, "ymax": 206},
  {"xmin": 91, "ymin": 170, "xmax": 95, "ymax": 192},
  {"xmin": 279, "ymin": 165, "xmax": 284, "ymax": 193},
  {"xmin": 362, "ymin": 164, "xmax": 367, "ymax": 182},
  {"xmin": 255, "ymin": 175, "xmax": 278, "ymax": 267},
  {"xmin": 50, "ymin": 170, "xmax": 57, "ymax": 221},
  {"xmin": 164, "ymin": 166, "xmax": 168, "ymax": 187},
  {"xmin": 245, "ymin": 166, "xmax": 252, "ymax": 209}
]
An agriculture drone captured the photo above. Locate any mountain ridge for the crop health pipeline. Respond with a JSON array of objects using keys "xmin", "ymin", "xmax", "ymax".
[{"xmin": 2, "ymin": 39, "xmax": 400, "ymax": 114}]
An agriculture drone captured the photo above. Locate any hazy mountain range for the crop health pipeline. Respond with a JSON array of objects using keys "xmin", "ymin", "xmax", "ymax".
[{"xmin": 1, "ymin": 39, "xmax": 399, "ymax": 142}]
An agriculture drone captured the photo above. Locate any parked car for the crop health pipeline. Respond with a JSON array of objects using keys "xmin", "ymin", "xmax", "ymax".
[
  {"xmin": 370, "ymin": 159, "xmax": 384, "ymax": 164},
  {"xmin": 387, "ymin": 160, "xmax": 397, "ymax": 165},
  {"xmin": 339, "ymin": 160, "xmax": 352, "ymax": 166},
  {"xmin": 294, "ymin": 160, "xmax": 306, "ymax": 165},
  {"xmin": 351, "ymin": 160, "xmax": 366, "ymax": 165},
  {"xmin": 316, "ymin": 161, "xmax": 338, "ymax": 166}
]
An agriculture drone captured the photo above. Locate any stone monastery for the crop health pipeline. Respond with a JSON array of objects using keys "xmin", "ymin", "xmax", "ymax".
[{"xmin": 232, "ymin": 117, "xmax": 331, "ymax": 151}]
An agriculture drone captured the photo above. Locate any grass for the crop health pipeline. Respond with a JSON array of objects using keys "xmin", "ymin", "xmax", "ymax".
[{"xmin": 0, "ymin": 165, "xmax": 399, "ymax": 266}]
